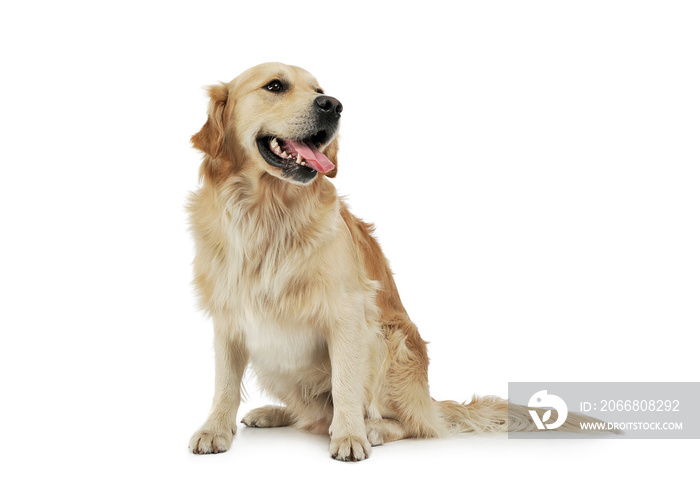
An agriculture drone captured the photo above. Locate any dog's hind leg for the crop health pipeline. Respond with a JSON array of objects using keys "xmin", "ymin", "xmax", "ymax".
[
  {"xmin": 241, "ymin": 405, "xmax": 295, "ymax": 428},
  {"xmin": 382, "ymin": 319, "xmax": 449, "ymax": 439},
  {"xmin": 364, "ymin": 418, "xmax": 409, "ymax": 446}
]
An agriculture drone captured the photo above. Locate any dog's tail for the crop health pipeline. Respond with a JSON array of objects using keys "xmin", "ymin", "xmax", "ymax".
[{"xmin": 437, "ymin": 395, "xmax": 618, "ymax": 434}]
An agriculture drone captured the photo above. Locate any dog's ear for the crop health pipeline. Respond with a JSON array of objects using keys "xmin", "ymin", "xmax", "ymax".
[
  {"xmin": 323, "ymin": 136, "xmax": 339, "ymax": 178},
  {"xmin": 191, "ymin": 84, "xmax": 229, "ymax": 158}
]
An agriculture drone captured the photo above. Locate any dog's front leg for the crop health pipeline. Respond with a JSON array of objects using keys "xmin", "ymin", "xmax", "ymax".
[
  {"xmin": 189, "ymin": 318, "xmax": 248, "ymax": 454},
  {"xmin": 327, "ymin": 318, "xmax": 374, "ymax": 462}
]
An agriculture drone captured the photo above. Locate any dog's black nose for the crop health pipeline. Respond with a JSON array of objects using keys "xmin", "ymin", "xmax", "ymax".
[{"xmin": 315, "ymin": 96, "xmax": 343, "ymax": 118}]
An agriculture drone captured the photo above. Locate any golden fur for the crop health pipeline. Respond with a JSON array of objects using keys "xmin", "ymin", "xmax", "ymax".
[{"xmin": 187, "ymin": 62, "xmax": 599, "ymax": 461}]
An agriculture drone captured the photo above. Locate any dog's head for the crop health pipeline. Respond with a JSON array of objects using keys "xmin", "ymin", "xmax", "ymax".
[{"xmin": 192, "ymin": 62, "xmax": 341, "ymax": 185}]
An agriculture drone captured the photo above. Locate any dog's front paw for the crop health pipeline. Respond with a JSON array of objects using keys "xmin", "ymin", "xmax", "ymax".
[
  {"xmin": 329, "ymin": 435, "xmax": 371, "ymax": 462},
  {"xmin": 189, "ymin": 428, "xmax": 234, "ymax": 454}
]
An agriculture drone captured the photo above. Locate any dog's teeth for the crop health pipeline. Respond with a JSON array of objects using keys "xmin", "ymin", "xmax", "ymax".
[
  {"xmin": 301, "ymin": 161, "xmax": 307, "ymax": 166},
  {"xmin": 271, "ymin": 138, "xmax": 278, "ymax": 147},
  {"xmin": 281, "ymin": 151, "xmax": 288, "ymax": 158},
  {"xmin": 296, "ymin": 155, "xmax": 302, "ymax": 164}
]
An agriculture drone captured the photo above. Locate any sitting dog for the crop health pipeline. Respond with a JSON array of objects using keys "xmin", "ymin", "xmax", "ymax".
[{"xmin": 187, "ymin": 62, "xmax": 592, "ymax": 461}]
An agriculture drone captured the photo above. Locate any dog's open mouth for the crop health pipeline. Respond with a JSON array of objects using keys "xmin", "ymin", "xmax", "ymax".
[{"xmin": 256, "ymin": 130, "xmax": 336, "ymax": 181}]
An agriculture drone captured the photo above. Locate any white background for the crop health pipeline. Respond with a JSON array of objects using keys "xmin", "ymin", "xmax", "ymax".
[{"xmin": 1, "ymin": 0, "xmax": 698, "ymax": 495}]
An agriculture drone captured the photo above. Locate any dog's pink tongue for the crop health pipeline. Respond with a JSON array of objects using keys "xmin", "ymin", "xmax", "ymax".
[{"xmin": 286, "ymin": 140, "xmax": 336, "ymax": 174}]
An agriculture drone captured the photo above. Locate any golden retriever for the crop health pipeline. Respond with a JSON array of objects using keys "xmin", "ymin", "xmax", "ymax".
[{"xmin": 187, "ymin": 62, "xmax": 597, "ymax": 461}]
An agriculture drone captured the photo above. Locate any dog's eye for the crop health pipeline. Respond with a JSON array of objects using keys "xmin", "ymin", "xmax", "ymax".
[
  {"xmin": 316, "ymin": 89, "xmax": 324, "ymax": 94},
  {"xmin": 265, "ymin": 80, "xmax": 284, "ymax": 92}
]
